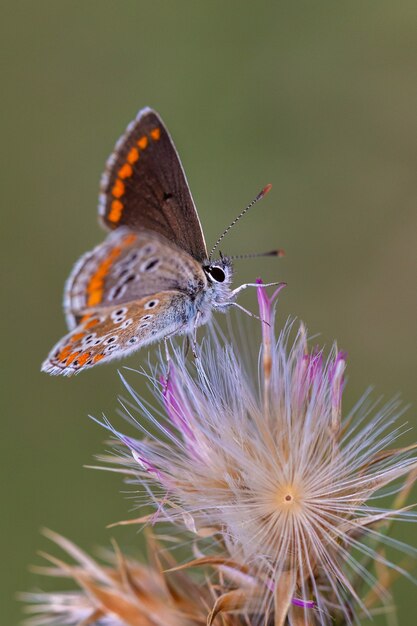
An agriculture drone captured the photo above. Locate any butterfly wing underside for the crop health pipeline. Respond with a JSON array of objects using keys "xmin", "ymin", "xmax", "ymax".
[
  {"xmin": 99, "ymin": 107, "xmax": 207, "ymax": 262},
  {"xmin": 64, "ymin": 228, "xmax": 206, "ymax": 329},
  {"xmin": 42, "ymin": 291, "xmax": 192, "ymax": 376},
  {"xmin": 43, "ymin": 107, "xmax": 213, "ymax": 376}
]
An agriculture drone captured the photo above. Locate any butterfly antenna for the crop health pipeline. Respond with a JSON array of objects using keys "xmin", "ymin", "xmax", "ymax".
[
  {"xmin": 229, "ymin": 249, "xmax": 285, "ymax": 261},
  {"xmin": 209, "ymin": 184, "xmax": 273, "ymax": 261}
]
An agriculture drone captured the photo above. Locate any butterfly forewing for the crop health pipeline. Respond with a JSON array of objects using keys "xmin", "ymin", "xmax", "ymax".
[
  {"xmin": 99, "ymin": 108, "xmax": 207, "ymax": 262},
  {"xmin": 42, "ymin": 292, "xmax": 192, "ymax": 376},
  {"xmin": 64, "ymin": 228, "xmax": 206, "ymax": 329}
]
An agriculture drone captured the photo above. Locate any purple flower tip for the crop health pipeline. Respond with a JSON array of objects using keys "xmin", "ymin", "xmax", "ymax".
[
  {"xmin": 161, "ymin": 369, "xmax": 195, "ymax": 443},
  {"xmin": 256, "ymin": 278, "xmax": 286, "ymax": 331},
  {"xmin": 131, "ymin": 449, "xmax": 162, "ymax": 480},
  {"xmin": 291, "ymin": 598, "xmax": 315, "ymax": 609}
]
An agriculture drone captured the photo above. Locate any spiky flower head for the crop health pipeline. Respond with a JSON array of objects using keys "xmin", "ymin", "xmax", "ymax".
[
  {"xmin": 21, "ymin": 529, "xmax": 234, "ymax": 626},
  {"xmin": 105, "ymin": 283, "xmax": 417, "ymax": 625}
]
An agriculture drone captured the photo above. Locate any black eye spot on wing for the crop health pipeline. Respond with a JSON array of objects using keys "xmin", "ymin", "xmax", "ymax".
[
  {"xmin": 110, "ymin": 284, "xmax": 126, "ymax": 300},
  {"xmin": 125, "ymin": 251, "xmax": 139, "ymax": 264},
  {"xmin": 140, "ymin": 258, "xmax": 160, "ymax": 273},
  {"xmin": 110, "ymin": 275, "xmax": 136, "ymax": 300},
  {"xmin": 144, "ymin": 259, "xmax": 159, "ymax": 271}
]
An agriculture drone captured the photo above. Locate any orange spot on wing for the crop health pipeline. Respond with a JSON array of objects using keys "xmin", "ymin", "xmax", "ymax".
[
  {"xmin": 66, "ymin": 351, "xmax": 81, "ymax": 366},
  {"xmin": 87, "ymin": 291, "xmax": 101, "ymax": 306},
  {"xmin": 77, "ymin": 353, "xmax": 91, "ymax": 367},
  {"xmin": 123, "ymin": 233, "xmax": 137, "ymax": 246},
  {"xmin": 87, "ymin": 245, "xmax": 122, "ymax": 306},
  {"xmin": 80, "ymin": 314, "xmax": 91, "ymax": 323},
  {"xmin": 150, "ymin": 127, "xmax": 161, "ymax": 141},
  {"xmin": 109, "ymin": 243, "xmax": 122, "ymax": 255},
  {"xmin": 88, "ymin": 279, "xmax": 102, "ymax": 291},
  {"xmin": 118, "ymin": 163, "xmax": 133, "ymax": 179},
  {"xmin": 137, "ymin": 136, "xmax": 148, "ymax": 149},
  {"xmin": 86, "ymin": 235, "xmax": 134, "ymax": 307},
  {"xmin": 108, "ymin": 199, "xmax": 124, "ymax": 223},
  {"xmin": 127, "ymin": 147, "xmax": 139, "ymax": 164},
  {"xmin": 112, "ymin": 179, "xmax": 125, "ymax": 198},
  {"xmin": 59, "ymin": 345, "xmax": 72, "ymax": 360},
  {"xmin": 84, "ymin": 317, "xmax": 100, "ymax": 329},
  {"xmin": 93, "ymin": 353, "xmax": 105, "ymax": 364},
  {"xmin": 70, "ymin": 332, "xmax": 85, "ymax": 343}
]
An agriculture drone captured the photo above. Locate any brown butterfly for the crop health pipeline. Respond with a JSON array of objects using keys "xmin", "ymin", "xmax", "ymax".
[{"xmin": 42, "ymin": 108, "xmax": 280, "ymax": 376}]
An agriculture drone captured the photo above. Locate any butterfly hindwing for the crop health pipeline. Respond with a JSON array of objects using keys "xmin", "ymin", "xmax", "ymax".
[
  {"xmin": 42, "ymin": 292, "xmax": 192, "ymax": 376},
  {"xmin": 64, "ymin": 228, "xmax": 206, "ymax": 330},
  {"xmin": 99, "ymin": 107, "xmax": 207, "ymax": 262}
]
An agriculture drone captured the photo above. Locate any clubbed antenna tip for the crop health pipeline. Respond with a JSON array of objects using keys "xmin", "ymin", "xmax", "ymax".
[
  {"xmin": 272, "ymin": 248, "xmax": 285, "ymax": 257},
  {"xmin": 258, "ymin": 183, "xmax": 273, "ymax": 200}
]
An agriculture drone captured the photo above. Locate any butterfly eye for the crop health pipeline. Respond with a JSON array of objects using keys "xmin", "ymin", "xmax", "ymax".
[{"xmin": 206, "ymin": 266, "xmax": 226, "ymax": 283}]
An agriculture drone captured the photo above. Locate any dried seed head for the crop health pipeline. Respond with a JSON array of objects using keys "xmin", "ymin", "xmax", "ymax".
[{"xmin": 20, "ymin": 529, "xmax": 225, "ymax": 626}]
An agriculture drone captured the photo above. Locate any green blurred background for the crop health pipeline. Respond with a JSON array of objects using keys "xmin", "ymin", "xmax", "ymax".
[{"xmin": 2, "ymin": 1, "xmax": 417, "ymax": 623}]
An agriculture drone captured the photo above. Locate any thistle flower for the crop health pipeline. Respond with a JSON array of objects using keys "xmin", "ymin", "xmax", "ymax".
[
  {"xmin": 21, "ymin": 529, "xmax": 233, "ymax": 626},
  {"xmin": 104, "ymin": 284, "xmax": 417, "ymax": 625}
]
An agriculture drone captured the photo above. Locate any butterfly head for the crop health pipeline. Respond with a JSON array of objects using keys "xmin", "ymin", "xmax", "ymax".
[{"xmin": 203, "ymin": 255, "xmax": 234, "ymax": 308}]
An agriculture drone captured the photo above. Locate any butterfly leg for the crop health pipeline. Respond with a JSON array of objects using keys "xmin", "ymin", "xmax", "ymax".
[
  {"xmin": 164, "ymin": 320, "xmax": 193, "ymax": 364},
  {"xmin": 163, "ymin": 337, "xmax": 171, "ymax": 363},
  {"xmin": 227, "ymin": 302, "xmax": 270, "ymax": 326},
  {"xmin": 191, "ymin": 310, "xmax": 202, "ymax": 359},
  {"xmin": 231, "ymin": 281, "xmax": 283, "ymax": 298}
]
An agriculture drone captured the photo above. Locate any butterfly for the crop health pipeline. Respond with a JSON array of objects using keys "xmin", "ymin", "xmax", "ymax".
[{"xmin": 42, "ymin": 107, "xmax": 280, "ymax": 376}]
